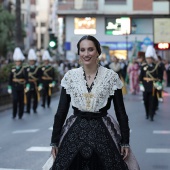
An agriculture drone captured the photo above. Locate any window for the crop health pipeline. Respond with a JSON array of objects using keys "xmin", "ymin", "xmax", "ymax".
[
  {"xmin": 74, "ymin": 17, "xmax": 96, "ymax": 35},
  {"xmin": 105, "ymin": 0, "xmax": 126, "ymax": 4},
  {"xmin": 41, "ymin": 22, "xmax": 46, "ymax": 27},
  {"xmin": 41, "ymin": 33, "xmax": 44, "ymax": 48}
]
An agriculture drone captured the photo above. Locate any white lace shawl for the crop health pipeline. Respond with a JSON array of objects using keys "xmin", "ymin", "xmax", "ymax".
[{"xmin": 61, "ymin": 66, "xmax": 123, "ymax": 112}]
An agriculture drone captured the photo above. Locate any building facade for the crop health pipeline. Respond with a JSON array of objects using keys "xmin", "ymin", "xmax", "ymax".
[{"xmin": 56, "ymin": 0, "xmax": 170, "ymax": 61}]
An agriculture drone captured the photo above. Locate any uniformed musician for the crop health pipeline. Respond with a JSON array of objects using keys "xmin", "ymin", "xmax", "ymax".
[
  {"xmin": 39, "ymin": 50, "xmax": 55, "ymax": 108},
  {"xmin": 8, "ymin": 47, "xmax": 28, "ymax": 119},
  {"xmin": 139, "ymin": 45, "xmax": 161, "ymax": 121},
  {"xmin": 25, "ymin": 49, "xmax": 40, "ymax": 114}
]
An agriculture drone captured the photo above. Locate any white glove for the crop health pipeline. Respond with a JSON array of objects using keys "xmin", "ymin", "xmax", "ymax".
[
  {"xmin": 38, "ymin": 85, "xmax": 42, "ymax": 91},
  {"xmin": 26, "ymin": 86, "xmax": 30, "ymax": 92},
  {"xmin": 8, "ymin": 89, "xmax": 12, "ymax": 94},
  {"xmin": 52, "ymin": 82, "xmax": 55, "ymax": 87},
  {"xmin": 139, "ymin": 84, "xmax": 145, "ymax": 92}
]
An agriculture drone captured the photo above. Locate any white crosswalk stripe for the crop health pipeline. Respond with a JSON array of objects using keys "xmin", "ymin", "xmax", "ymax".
[
  {"xmin": 146, "ymin": 148, "xmax": 170, "ymax": 153},
  {"xmin": 146, "ymin": 130, "xmax": 170, "ymax": 154},
  {"xmin": 26, "ymin": 146, "xmax": 51, "ymax": 152},
  {"xmin": 0, "ymin": 168, "xmax": 30, "ymax": 170},
  {"xmin": 153, "ymin": 130, "xmax": 170, "ymax": 134},
  {"xmin": 12, "ymin": 129, "xmax": 39, "ymax": 134}
]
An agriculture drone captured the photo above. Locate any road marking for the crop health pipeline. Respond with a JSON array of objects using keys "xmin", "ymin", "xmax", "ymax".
[
  {"xmin": 12, "ymin": 129, "xmax": 39, "ymax": 134},
  {"xmin": 0, "ymin": 168, "xmax": 29, "ymax": 170},
  {"xmin": 146, "ymin": 148, "xmax": 170, "ymax": 153},
  {"xmin": 153, "ymin": 130, "xmax": 170, "ymax": 134},
  {"xmin": 26, "ymin": 146, "xmax": 51, "ymax": 152},
  {"xmin": 49, "ymin": 127, "xmax": 53, "ymax": 130}
]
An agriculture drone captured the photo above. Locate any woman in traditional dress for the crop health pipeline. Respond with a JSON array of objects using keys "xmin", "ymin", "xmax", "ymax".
[{"xmin": 50, "ymin": 35, "xmax": 140, "ymax": 170}]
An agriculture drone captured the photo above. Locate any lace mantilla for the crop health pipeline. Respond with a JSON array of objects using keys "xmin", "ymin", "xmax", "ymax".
[{"xmin": 61, "ymin": 66, "xmax": 123, "ymax": 112}]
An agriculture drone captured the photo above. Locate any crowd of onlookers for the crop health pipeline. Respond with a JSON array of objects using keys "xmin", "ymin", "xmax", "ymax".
[
  {"xmin": 1, "ymin": 54, "xmax": 170, "ymax": 91},
  {"xmin": 54, "ymin": 55, "xmax": 170, "ymax": 95}
]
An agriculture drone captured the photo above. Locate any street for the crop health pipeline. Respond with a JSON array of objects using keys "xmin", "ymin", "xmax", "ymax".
[{"xmin": 0, "ymin": 88, "xmax": 170, "ymax": 170}]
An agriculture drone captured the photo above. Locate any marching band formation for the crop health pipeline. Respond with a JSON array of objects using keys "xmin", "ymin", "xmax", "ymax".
[
  {"xmin": 8, "ymin": 47, "xmax": 56, "ymax": 119},
  {"xmin": 7, "ymin": 45, "xmax": 168, "ymax": 122}
]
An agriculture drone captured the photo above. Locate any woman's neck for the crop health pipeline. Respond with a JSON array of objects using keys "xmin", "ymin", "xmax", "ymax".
[{"xmin": 83, "ymin": 64, "xmax": 98, "ymax": 75}]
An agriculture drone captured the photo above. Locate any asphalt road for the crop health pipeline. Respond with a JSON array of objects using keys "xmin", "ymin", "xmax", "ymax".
[{"xmin": 0, "ymin": 88, "xmax": 170, "ymax": 170}]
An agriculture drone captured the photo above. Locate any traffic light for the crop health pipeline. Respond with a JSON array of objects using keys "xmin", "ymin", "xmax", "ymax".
[
  {"xmin": 49, "ymin": 33, "xmax": 58, "ymax": 49},
  {"xmin": 154, "ymin": 43, "xmax": 170, "ymax": 50}
]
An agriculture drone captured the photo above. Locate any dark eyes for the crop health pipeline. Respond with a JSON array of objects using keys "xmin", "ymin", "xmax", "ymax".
[{"xmin": 80, "ymin": 47, "xmax": 94, "ymax": 52}]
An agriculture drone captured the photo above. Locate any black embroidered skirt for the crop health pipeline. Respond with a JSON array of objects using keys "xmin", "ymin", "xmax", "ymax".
[{"xmin": 51, "ymin": 114, "xmax": 131, "ymax": 170}]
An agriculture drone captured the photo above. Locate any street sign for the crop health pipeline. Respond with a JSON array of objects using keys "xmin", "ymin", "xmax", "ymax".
[{"xmin": 154, "ymin": 43, "xmax": 170, "ymax": 50}]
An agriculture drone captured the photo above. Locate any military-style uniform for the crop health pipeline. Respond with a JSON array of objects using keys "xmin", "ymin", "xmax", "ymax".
[
  {"xmin": 25, "ymin": 65, "xmax": 40, "ymax": 113},
  {"xmin": 24, "ymin": 49, "xmax": 40, "ymax": 114},
  {"xmin": 8, "ymin": 48, "xmax": 27, "ymax": 119},
  {"xmin": 139, "ymin": 44, "xmax": 163, "ymax": 122},
  {"xmin": 139, "ymin": 63, "xmax": 161, "ymax": 121},
  {"xmin": 39, "ymin": 50, "xmax": 56, "ymax": 108},
  {"xmin": 9, "ymin": 65, "xmax": 28, "ymax": 119},
  {"xmin": 40, "ymin": 64, "xmax": 55, "ymax": 108},
  {"xmin": 157, "ymin": 60, "xmax": 165, "ymax": 102}
]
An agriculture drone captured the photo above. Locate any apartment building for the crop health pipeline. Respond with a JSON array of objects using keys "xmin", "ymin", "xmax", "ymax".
[{"xmin": 56, "ymin": 0, "xmax": 170, "ymax": 61}]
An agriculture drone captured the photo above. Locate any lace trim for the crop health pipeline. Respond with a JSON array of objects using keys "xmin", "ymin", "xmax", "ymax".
[{"xmin": 61, "ymin": 66, "xmax": 123, "ymax": 112}]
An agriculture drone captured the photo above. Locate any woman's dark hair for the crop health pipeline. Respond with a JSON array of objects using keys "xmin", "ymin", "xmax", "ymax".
[{"xmin": 77, "ymin": 35, "xmax": 101, "ymax": 55}]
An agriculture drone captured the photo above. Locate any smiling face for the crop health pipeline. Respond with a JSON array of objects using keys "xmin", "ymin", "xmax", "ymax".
[{"xmin": 79, "ymin": 39, "xmax": 99, "ymax": 66}]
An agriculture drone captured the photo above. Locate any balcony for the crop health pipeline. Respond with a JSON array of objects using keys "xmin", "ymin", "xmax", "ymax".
[{"xmin": 57, "ymin": 0, "xmax": 98, "ymax": 15}]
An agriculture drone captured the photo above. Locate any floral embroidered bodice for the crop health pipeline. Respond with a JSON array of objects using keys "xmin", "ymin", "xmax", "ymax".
[{"xmin": 61, "ymin": 66, "xmax": 123, "ymax": 112}]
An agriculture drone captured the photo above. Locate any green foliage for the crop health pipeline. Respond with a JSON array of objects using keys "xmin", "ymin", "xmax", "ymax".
[
  {"xmin": 0, "ymin": 5, "xmax": 15, "ymax": 57},
  {"xmin": 0, "ymin": 63, "xmax": 14, "ymax": 83}
]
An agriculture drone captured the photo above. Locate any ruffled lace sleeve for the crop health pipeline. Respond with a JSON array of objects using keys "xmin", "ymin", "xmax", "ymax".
[
  {"xmin": 61, "ymin": 70, "xmax": 72, "ymax": 95},
  {"xmin": 109, "ymin": 71, "xmax": 123, "ymax": 96}
]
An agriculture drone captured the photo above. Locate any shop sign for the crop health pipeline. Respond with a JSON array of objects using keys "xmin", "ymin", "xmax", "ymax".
[{"xmin": 100, "ymin": 42, "xmax": 133, "ymax": 50}]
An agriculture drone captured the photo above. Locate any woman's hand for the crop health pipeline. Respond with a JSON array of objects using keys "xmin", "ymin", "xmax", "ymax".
[
  {"xmin": 121, "ymin": 146, "xmax": 130, "ymax": 160},
  {"xmin": 51, "ymin": 146, "xmax": 58, "ymax": 159}
]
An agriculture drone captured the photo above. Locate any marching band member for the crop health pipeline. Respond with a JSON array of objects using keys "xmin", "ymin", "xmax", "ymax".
[
  {"xmin": 8, "ymin": 47, "xmax": 28, "ymax": 119},
  {"xmin": 139, "ymin": 45, "xmax": 161, "ymax": 121},
  {"xmin": 25, "ymin": 49, "xmax": 40, "ymax": 114},
  {"xmin": 39, "ymin": 50, "xmax": 55, "ymax": 108}
]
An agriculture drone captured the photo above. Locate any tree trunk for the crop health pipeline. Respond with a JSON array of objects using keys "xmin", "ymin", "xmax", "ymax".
[{"xmin": 15, "ymin": 0, "xmax": 23, "ymax": 49}]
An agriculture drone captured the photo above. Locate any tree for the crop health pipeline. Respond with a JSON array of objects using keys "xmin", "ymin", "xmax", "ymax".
[
  {"xmin": 0, "ymin": 5, "xmax": 15, "ymax": 57},
  {"xmin": 15, "ymin": 0, "xmax": 23, "ymax": 48}
]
